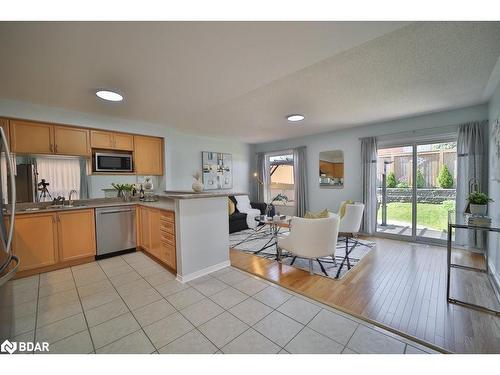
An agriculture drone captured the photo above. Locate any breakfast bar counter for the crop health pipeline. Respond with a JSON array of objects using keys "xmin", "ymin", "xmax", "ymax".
[{"xmin": 165, "ymin": 191, "xmax": 247, "ymax": 282}]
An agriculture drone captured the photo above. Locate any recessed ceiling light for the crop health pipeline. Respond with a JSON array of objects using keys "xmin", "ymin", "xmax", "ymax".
[
  {"xmin": 287, "ymin": 114, "xmax": 305, "ymax": 122},
  {"xmin": 96, "ymin": 90, "xmax": 123, "ymax": 102}
]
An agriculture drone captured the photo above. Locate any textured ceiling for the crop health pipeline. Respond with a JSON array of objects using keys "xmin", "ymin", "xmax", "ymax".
[{"xmin": 0, "ymin": 21, "xmax": 499, "ymax": 143}]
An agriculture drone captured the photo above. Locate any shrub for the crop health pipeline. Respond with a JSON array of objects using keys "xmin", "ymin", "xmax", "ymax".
[
  {"xmin": 416, "ymin": 169, "xmax": 426, "ymax": 188},
  {"xmin": 442, "ymin": 200, "xmax": 456, "ymax": 212},
  {"xmin": 396, "ymin": 181, "xmax": 409, "ymax": 188},
  {"xmin": 386, "ymin": 171, "xmax": 397, "ymax": 188},
  {"xmin": 437, "ymin": 165, "xmax": 454, "ymax": 188}
]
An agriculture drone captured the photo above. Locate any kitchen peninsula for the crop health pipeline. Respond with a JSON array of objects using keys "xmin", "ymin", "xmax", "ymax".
[
  {"xmin": 9, "ymin": 191, "xmax": 244, "ymax": 283},
  {"xmin": 164, "ymin": 191, "xmax": 245, "ymax": 282}
]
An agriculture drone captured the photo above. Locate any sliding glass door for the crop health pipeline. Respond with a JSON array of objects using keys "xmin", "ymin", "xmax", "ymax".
[
  {"xmin": 415, "ymin": 142, "xmax": 457, "ymax": 241},
  {"xmin": 376, "ymin": 140, "xmax": 457, "ymax": 243},
  {"xmin": 377, "ymin": 145, "xmax": 414, "ymax": 238}
]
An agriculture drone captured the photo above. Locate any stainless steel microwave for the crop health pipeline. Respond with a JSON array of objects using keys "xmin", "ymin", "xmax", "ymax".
[{"xmin": 94, "ymin": 152, "xmax": 133, "ymax": 172}]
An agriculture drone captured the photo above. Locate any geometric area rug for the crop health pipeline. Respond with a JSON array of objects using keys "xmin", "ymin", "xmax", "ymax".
[{"xmin": 229, "ymin": 226, "xmax": 375, "ymax": 280}]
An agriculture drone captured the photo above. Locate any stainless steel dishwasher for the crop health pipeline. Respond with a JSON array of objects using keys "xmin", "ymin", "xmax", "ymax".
[{"xmin": 95, "ymin": 206, "xmax": 136, "ymax": 258}]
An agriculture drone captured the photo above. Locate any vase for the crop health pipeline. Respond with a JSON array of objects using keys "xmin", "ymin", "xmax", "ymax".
[
  {"xmin": 120, "ymin": 190, "xmax": 132, "ymax": 202},
  {"xmin": 267, "ymin": 204, "xmax": 275, "ymax": 218},
  {"xmin": 470, "ymin": 204, "xmax": 487, "ymax": 216},
  {"xmin": 192, "ymin": 180, "xmax": 204, "ymax": 193}
]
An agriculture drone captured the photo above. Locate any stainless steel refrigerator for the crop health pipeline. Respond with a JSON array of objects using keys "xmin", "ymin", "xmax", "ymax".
[{"xmin": 0, "ymin": 126, "xmax": 18, "ymax": 341}]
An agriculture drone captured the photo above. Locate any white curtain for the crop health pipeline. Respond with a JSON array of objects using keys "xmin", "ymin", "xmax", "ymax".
[
  {"xmin": 293, "ymin": 146, "xmax": 308, "ymax": 217},
  {"xmin": 361, "ymin": 137, "xmax": 378, "ymax": 234},
  {"xmin": 255, "ymin": 152, "xmax": 266, "ymax": 202},
  {"xmin": 36, "ymin": 157, "xmax": 81, "ymax": 201},
  {"xmin": 456, "ymin": 120, "xmax": 488, "ymax": 248}
]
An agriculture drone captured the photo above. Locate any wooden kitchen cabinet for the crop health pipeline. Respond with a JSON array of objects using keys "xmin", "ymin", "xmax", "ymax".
[
  {"xmin": 138, "ymin": 206, "xmax": 152, "ymax": 251},
  {"xmin": 134, "ymin": 135, "xmax": 163, "ymax": 175},
  {"xmin": 54, "ymin": 126, "xmax": 90, "ymax": 156},
  {"xmin": 159, "ymin": 211, "xmax": 176, "ymax": 270},
  {"xmin": 113, "ymin": 133, "xmax": 134, "ymax": 151},
  {"xmin": 91, "ymin": 130, "xmax": 134, "ymax": 151},
  {"xmin": 12, "ymin": 213, "xmax": 58, "ymax": 272},
  {"xmin": 0, "ymin": 118, "xmax": 10, "ymax": 146},
  {"xmin": 10, "ymin": 119, "xmax": 54, "ymax": 154},
  {"xmin": 137, "ymin": 206, "xmax": 176, "ymax": 272},
  {"xmin": 91, "ymin": 130, "xmax": 114, "ymax": 149},
  {"xmin": 320, "ymin": 160, "xmax": 343, "ymax": 178},
  {"xmin": 149, "ymin": 209, "xmax": 162, "ymax": 259},
  {"xmin": 57, "ymin": 209, "xmax": 96, "ymax": 262}
]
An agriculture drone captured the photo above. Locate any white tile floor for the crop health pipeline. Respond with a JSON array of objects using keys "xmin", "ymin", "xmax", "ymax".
[{"xmin": 4, "ymin": 251, "xmax": 439, "ymax": 354}]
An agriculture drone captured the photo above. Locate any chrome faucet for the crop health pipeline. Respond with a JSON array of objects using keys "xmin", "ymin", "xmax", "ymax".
[{"xmin": 68, "ymin": 190, "xmax": 78, "ymax": 206}]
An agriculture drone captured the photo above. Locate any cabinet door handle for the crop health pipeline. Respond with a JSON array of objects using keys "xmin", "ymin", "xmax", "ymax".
[
  {"xmin": 54, "ymin": 144, "xmax": 58, "ymax": 153},
  {"xmin": 50, "ymin": 144, "xmax": 53, "ymax": 153}
]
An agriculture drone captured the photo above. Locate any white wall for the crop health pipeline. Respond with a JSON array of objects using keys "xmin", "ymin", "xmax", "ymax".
[
  {"xmin": 0, "ymin": 99, "xmax": 251, "ymax": 197},
  {"xmin": 252, "ymin": 104, "xmax": 488, "ymax": 212},
  {"xmin": 488, "ymin": 83, "xmax": 500, "ymax": 286}
]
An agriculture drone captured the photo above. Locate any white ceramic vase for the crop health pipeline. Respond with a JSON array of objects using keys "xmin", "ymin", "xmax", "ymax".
[
  {"xmin": 192, "ymin": 180, "xmax": 204, "ymax": 193},
  {"xmin": 470, "ymin": 204, "xmax": 487, "ymax": 216}
]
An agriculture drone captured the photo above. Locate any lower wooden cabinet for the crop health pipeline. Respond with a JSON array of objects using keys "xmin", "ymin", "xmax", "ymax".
[
  {"xmin": 58, "ymin": 209, "xmax": 96, "ymax": 262},
  {"xmin": 138, "ymin": 206, "xmax": 151, "ymax": 250},
  {"xmin": 159, "ymin": 210, "xmax": 176, "ymax": 270},
  {"xmin": 11, "ymin": 209, "xmax": 97, "ymax": 274},
  {"xmin": 138, "ymin": 206, "xmax": 176, "ymax": 271},
  {"xmin": 12, "ymin": 213, "xmax": 58, "ymax": 272}
]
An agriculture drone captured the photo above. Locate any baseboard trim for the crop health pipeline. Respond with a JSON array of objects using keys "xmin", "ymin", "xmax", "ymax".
[{"xmin": 176, "ymin": 260, "xmax": 231, "ymax": 283}]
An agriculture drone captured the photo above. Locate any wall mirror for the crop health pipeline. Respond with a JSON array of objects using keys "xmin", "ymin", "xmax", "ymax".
[{"xmin": 319, "ymin": 150, "xmax": 344, "ymax": 188}]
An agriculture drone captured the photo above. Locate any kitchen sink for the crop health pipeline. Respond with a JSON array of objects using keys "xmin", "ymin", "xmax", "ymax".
[{"xmin": 20, "ymin": 204, "xmax": 88, "ymax": 212}]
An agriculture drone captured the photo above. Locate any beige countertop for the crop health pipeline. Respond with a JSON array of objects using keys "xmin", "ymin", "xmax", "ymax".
[
  {"xmin": 7, "ymin": 191, "xmax": 248, "ymax": 215},
  {"xmin": 163, "ymin": 191, "xmax": 248, "ymax": 199},
  {"xmin": 8, "ymin": 197, "xmax": 176, "ymax": 215}
]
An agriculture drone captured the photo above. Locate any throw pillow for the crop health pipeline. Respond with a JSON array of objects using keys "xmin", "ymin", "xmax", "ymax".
[
  {"xmin": 304, "ymin": 208, "xmax": 330, "ymax": 219},
  {"xmin": 228, "ymin": 198, "xmax": 236, "ymax": 216},
  {"xmin": 235, "ymin": 195, "xmax": 252, "ymax": 212}
]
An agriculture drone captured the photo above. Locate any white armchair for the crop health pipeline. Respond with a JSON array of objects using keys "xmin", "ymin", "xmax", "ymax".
[
  {"xmin": 334, "ymin": 201, "xmax": 365, "ymax": 278},
  {"xmin": 338, "ymin": 201, "xmax": 365, "ymax": 234},
  {"xmin": 277, "ymin": 216, "xmax": 340, "ymax": 275}
]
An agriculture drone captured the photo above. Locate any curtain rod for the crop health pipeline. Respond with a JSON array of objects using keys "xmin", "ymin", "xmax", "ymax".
[
  {"xmin": 358, "ymin": 119, "xmax": 487, "ymax": 141},
  {"xmin": 255, "ymin": 146, "xmax": 306, "ymax": 155}
]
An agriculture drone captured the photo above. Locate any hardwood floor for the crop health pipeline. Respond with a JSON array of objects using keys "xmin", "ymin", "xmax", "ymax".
[{"xmin": 230, "ymin": 237, "xmax": 500, "ymax": 353}]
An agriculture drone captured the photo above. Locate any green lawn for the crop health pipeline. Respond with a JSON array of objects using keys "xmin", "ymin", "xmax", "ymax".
[{"xmin": 377, "ymin": 202, "xmax": 454, "ymax": 231}]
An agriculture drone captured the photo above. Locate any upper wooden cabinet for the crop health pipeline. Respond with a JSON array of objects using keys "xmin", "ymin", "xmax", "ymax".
[
  {"xmin": 0, "ymin": 118, "xmax": 10, "ymax": 146},
  {"xmin": 90, "ymin": 130, "xmax": 113, "ymax": 149},
  {"xmin": 10, "ymin": 120, "xmax": 90, "ymax": 157},
  {"xmin": 10, "ymin": 119, "xmax": 54, "ymax": 154},
  {"xmin": 6, "ymin": 117, "xmax": 163, "ymax": 176},
  {"xmin": 54, "ymin": 126, "xmax": 90, "ymax": 156},
  {"xmin": 114, "ymin": 133, "xmax": 134, "ymax": 151},
  {"xmin": 91, "ymin": 130, "xmax": 134, "ymax": 151},
  {"xmin": 134, "ymin": 135, "xmax": 163, "ymax": 175},
  {"xmin": 12, "ymin": 212, "xmax": 58, "ymax": 272},
  {"xmin": 57, "ymin": 209, "xmax": 96, "ymax": 262}
]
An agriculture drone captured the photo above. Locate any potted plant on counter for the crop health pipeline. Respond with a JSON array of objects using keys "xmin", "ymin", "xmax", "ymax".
[
  {"xmin": 112, "ymin": 183, "xmax": 135, "ymax": 202},
  {"xmin": 467, "ymin": 191, "xmax": 493, "ymax": 215}
]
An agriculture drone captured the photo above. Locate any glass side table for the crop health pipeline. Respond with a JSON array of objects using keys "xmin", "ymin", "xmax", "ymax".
[{"xmin": 447, "ymin": 212, "xmax": 500, "ymax": 316}]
